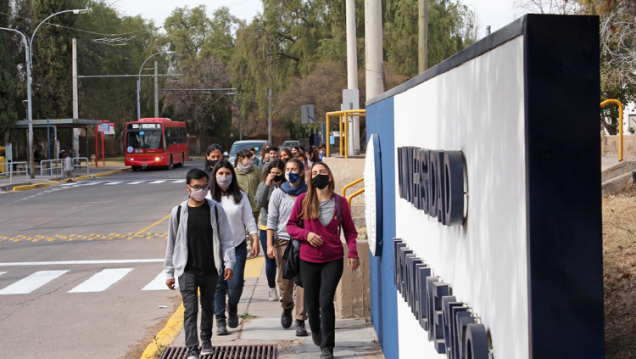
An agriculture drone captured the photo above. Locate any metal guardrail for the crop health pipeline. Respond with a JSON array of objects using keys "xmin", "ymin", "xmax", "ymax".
[
  {"xmin": 343, "ymin": 176, "xmax": 365, "ymax": 205},
  {"xmin": 601, "ymin": 99, "xmax": 624, "ymax": 161},
  {"xmin": 40, "ymin": 157, "xmax": 90, "ymax": 179},
  {"xmin": 72, "ymin": 157, "xmax": 90, "ymax": 177},
  {"xmin": 325, "ymin": 109, "xmax": 366, "ymax": 158},
  {"xmin": 0, "ymin": 161, "xmax": 30, "ymax": 184},
  {"xmin": 40, "ymin": 159, "xmax": 63, "ymax": 178}
]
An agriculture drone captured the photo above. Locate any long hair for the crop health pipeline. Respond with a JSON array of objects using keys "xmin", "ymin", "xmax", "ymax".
[
  {"xmin": 235, "ymin": 148, "xmax": 253, "ymax": 167},
  {"xmin": 211, "ymin": 160, "xmax": 242, "ymax": 204},
  {"xmin": 266, "ymin": 159, "xmax": 286, "ymax": 177},
  {"xmin": 259, "ymin": 143, "xmax": 271, "ymax": 159},
  {"xmin": 300, "ymin": 162, "xmax": 336, "ymax": 219},
  {"xmin": 280, "ymin": 148, "xmax": 293, "ymax": 161},
  {"xmin": 307, "ymin": 146, "xmax": 321, "ymax": 162}
]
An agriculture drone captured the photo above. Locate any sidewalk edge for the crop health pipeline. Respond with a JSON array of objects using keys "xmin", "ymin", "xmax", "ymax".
[{"xmin": 140, "ymin": 303, "xmax": 185, "ymax": 359}]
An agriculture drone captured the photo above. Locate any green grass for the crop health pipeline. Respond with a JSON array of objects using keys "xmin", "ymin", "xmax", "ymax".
[{"xmin": 238, "ymin": 313, "xmax": 257, "ymax": 319}]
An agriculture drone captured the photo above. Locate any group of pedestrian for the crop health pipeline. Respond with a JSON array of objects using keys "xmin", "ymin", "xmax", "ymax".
[{"xmin": 164, "ymin": 142, "xmax": 358, "ymax": 359}]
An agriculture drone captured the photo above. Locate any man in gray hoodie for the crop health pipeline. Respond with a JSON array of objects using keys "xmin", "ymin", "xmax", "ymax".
[{"xmin": 165, "ymin": 168, "xmax": 236, "ymax": 359}]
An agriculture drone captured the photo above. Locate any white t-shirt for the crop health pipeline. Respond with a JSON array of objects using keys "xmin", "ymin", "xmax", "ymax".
[{"xmin": 207, "ymin": 190, "xmax": 258, "ymax": 247}]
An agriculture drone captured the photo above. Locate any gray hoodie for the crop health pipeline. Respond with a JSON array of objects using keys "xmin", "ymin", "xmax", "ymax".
[
  {"xmin": 266, "ymin": 188, "xmax": 298, "ymax": 241},
  {"xmin": 164, "ymin": 199, "xmax": 236, "ymax": 280},
  {"xmin": 255, "ymin": 180, "xmax": 281, "ymax": 228}
]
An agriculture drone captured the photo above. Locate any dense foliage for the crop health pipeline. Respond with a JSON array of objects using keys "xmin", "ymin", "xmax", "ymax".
[{"xmin": 0, "ymin": 0, "xmax": 478, "ymax": 148}]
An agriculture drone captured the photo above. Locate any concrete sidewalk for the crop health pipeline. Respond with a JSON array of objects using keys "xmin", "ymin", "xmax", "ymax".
[{"xmin": 169, "ymin": 256, "xmax": 383, "ymax": 359}]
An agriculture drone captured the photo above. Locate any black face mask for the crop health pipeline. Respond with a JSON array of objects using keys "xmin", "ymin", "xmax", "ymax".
[
  {"xmin": 273, "ymin": 174, "xmax": 285, "ymax": 183},
  {"xmin": 207, "ymin": 159, "xmax": 218, "ymax": 169},
  {"xmin": 312, "ymin": 174, "xmax": 330, "ymax": 189}
]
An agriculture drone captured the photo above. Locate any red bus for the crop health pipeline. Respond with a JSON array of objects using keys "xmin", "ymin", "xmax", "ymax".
[{"xmin": 124, "ymin": 118, "xmax": 189, "ymax": 171}]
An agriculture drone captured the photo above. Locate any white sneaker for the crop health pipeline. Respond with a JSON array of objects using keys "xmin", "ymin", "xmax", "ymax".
[{"xmin": 268, "ymin": 288, "xmax": 278, "ymax": 302}]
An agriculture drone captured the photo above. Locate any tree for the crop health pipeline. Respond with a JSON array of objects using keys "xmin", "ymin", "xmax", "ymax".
[
  {"xmin": 29, "ymin": 0, "xmax": 80, "ymax": 119},
  {"xmin": 0, "ymin": 0, "xmax": 20, "ymax": 143},
  {"xmin": 163, "ymin": 57, "xmax": 232, "ymax": 154}
]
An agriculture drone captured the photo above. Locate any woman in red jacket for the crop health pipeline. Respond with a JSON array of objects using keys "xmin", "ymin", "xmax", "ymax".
[{"xmin": 286, "ymin": 162, "xmax": 359, "ymax": 359}]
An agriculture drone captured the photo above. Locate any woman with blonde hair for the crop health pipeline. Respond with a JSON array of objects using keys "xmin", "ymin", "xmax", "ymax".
[{"xmin": 286, "ymin": 162, "xmax": 359, "ymax": 359}]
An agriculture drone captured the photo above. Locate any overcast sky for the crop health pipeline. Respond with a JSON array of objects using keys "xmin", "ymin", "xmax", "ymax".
[{"xmin": 114, "ymin": 0, "xmax": 519, "ymax": 39}]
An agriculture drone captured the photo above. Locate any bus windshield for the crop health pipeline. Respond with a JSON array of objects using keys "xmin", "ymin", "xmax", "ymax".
[{"xmin": 127, "ymin": 130, "xmax": 163, "ymax": 149}]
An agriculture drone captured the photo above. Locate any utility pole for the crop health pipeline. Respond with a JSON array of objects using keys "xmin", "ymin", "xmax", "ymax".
[
  {"xmin": 418, "ymin": 0, "xmax": 428, "ymax": 73},
  {"xmin": 268, "ymin": 89, "xmax": 272, "ymax": 144},
  {"xmin": 365, "ymin": 0, "xmax": 384, "ymax": 101},
  {"xmin": 72, "ymin": 38, "xmax": 80, "ymax": 158},
  {"xmin": 154, "ymin": 61, "xmax": 159, "ymax": 118},
  {"xmin": 238, "ymin": 98, "xmax": 242, "ymax": 141},
  {"xmin": 346, "ymin": 0, "xmax": 361, "ymax": 155}
]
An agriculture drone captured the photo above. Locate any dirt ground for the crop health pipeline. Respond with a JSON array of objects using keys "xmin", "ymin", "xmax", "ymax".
[{"xmin": 602, "ymin": 185, "xmax": 636, "ymax": 358}]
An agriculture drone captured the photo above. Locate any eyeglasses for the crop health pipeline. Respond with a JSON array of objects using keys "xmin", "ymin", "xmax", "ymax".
[{"xmin": 188, "ymin": 185, "xmax": 209, "ymax": 191}]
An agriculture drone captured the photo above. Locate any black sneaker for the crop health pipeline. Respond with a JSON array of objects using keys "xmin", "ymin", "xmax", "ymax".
[
  {"xmin": 320, "ymin": 348, "xmax": 334, "ymax": 359},
  {"xmin": 281, "ymin": 307, "xmax": 293, "ymax": 329},
  {"xmin": 216, "ymin": 317, "xmax": 228, "ymax": 336},
  {"xmin": 295, "ymin": 319, "xmax": 308, "ymax": 336},
  {"xmin": 228, "ymin": 304, "xmax": 239, "ymax": 328},
  {"xmin": 312, "ymin": 332, "xmax": 322, "ymax": 346},
  {"xmin": 201, "ymin": 340, "xmax": 214, "ymax": 355},
  {"xmin": 187, "ymin": 348, "xmax": 200, "ymax": 359}
]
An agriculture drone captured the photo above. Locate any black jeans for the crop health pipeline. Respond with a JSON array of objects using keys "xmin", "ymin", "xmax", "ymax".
[
  {"xmin": 178, "ymin": 270, "xmax": 220, "ymax": 350},
  {"xmin": 300, "ymin": 258, "xmax": 344, "ymax": 349}
]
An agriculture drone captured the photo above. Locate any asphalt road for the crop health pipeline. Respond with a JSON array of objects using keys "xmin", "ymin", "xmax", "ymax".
[{"xmin": 0, "ymin": 160, "xmax": 205, "ymax": 358}]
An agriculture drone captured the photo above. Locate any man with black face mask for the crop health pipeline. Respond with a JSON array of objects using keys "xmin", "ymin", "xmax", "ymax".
[{"xmin": 205, "ymin": 144, "xmax": 224, "ymax": 178}]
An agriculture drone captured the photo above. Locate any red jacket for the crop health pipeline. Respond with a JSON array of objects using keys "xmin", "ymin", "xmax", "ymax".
[{"xmin": 286, "ymin": 193, "xmax": 358, "ymax": 263}]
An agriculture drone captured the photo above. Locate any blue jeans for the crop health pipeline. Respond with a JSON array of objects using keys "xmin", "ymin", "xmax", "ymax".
[
  {"xmin": 214, "ymin": 240, "xmax": 247, "ymax": 318},
  {"xmin": 259, "ymin": 229, "xmax": 277, "ymax": 288}
]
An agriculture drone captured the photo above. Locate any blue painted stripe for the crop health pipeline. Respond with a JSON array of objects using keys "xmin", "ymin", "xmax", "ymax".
[{"xmin": 367, "ymin": 97, "xmax": 398, "ymax": 359}]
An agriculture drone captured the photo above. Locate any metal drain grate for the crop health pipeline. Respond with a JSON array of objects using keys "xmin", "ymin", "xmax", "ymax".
[{"xmin": 159, "ymin": 345, "xmax": 277, "ymax": 359}]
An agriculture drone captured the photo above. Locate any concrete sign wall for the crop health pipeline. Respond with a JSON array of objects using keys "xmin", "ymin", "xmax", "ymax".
[{"xmin": 366, "ymin": 15, "xmax": 603, "ymax": 359}]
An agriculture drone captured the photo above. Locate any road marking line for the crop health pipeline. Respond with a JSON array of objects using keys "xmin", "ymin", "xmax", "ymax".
[
  {"xmin": 143, "ymin": 271, "xmax": 179, "ymax": 290},
  {"xmin": 0, "ymin": 259, "xmax": 163, "ymax": 267},
  {"xmin": 128, "ymin": 181, "xmax": 145, "ymax": 184},
  {"xmin": 103, "ymin": 181, "xmax": 123, "ymax": 185},
  {"xmin": 0, "ymin": 272, "xmax": 6, "ymax": 276},
  {"xmin": 69, "ymin": 268, "xmax": 133, "ymax": 293},
  {"xmin": 136, "ymin": 213, "xmax": 171, "ymax": 235},
  {"xmin": 0, "ymin": 270, "xmax": 68, "ymax": 294},
  {"xmin": 171, "ymin": 179, "xmax": 185, "ymax": 183},
  {"xmin": 140, "ymin": 303, "xmax": 185, "ymax": 359},
  {"xmin": 149, "ymin": 180, "xmax": 166, "ymax": 184}
]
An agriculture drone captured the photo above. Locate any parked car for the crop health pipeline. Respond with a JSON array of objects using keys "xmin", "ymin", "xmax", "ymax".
[
  {"xmin": 281, "ymin": 140, "xmax": 300, "ymax": 150},
  {"xmin": 228, "ymin": 140, "xmax": 268, "ymax": 165}
]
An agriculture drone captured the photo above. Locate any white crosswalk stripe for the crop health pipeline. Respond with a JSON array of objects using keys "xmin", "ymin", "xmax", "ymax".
[
  {"xmin": 149, "ymin": 180, "xmax": 166, "ymax": 184},
  {"xmin": 0, "ymin": 269, "xmax": 178, "ymax": 294},
  {"xmin": 69, "ymin": 268, "xmax": 134, "ymax": 293},
  {"xmin": 172, "ymin": 179, "xmax": 186, "ymax": 183},
  {"xmin": 127, "ymin": 181, "xmax": 145, "ymax": 184},
  {"xmin": 103, "ymin": 181, "xmax": 123, "ymax": 185},
  {"xmin": 0, "ymin": 270, "xmax": 69, "ymax": 295},
  {"xmin": 143, "ymin": 271, "xmax": 178, "ymax": 290}
]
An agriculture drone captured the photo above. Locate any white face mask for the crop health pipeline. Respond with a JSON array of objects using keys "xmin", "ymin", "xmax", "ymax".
[
  {"xmin": 189, "ymin": 188, "xmax": 208, "ymax": 202},
  {"xmin": 216, "ymin": 175, "xmax": 232, "ymax": 189}
]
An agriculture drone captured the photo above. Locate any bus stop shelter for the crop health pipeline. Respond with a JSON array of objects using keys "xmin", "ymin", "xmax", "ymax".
[{"xmin": 13, "ymin": 119, "xmax": 104, "ymax": 159}]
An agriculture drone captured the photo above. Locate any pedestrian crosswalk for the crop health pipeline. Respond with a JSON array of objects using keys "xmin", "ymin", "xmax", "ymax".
[
  {"xmin": 0, "ymin": 269, "xmax": 173, "ymax": 295},
  {"xmin": 61, "ymin": 179, "xmax": 186, "ymax": 187}
]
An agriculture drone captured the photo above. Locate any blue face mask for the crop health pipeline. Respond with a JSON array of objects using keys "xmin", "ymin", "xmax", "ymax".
[{"xmin": 285, "ymin": 171, "xmax": 301, "ymax": 183}]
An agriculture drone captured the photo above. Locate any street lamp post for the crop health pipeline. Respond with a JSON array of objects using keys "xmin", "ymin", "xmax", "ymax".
[
  {"xmin": 137, "ymin": 51, "xmax": 175, "ymax": 120},
  {"xmin": 0, "ymin": 8, "xmax": 87, "ymax": 178},
  {"xmin": 227, "ymin": 93, "xmax": 241, "ymax": 140}
]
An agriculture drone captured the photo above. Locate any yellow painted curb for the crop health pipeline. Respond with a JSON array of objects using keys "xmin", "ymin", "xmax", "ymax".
[
  {"xmin": 245, "ymin": 256, "xmax": 266, "ymax": 278},
  {"xmin": 139, "ymin": 303, "xmax": 185, "ymax": 359},
  {"xmin": 78, "ymin": 167, "xmax": 131, "ymax": 180},
  {"xmin": 13, "ymin": 181, "xmax": 60, "ymax": 191},
  {"xmin": 136, "ymin": 213, "xmax": 171, "ymax": 235}
]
